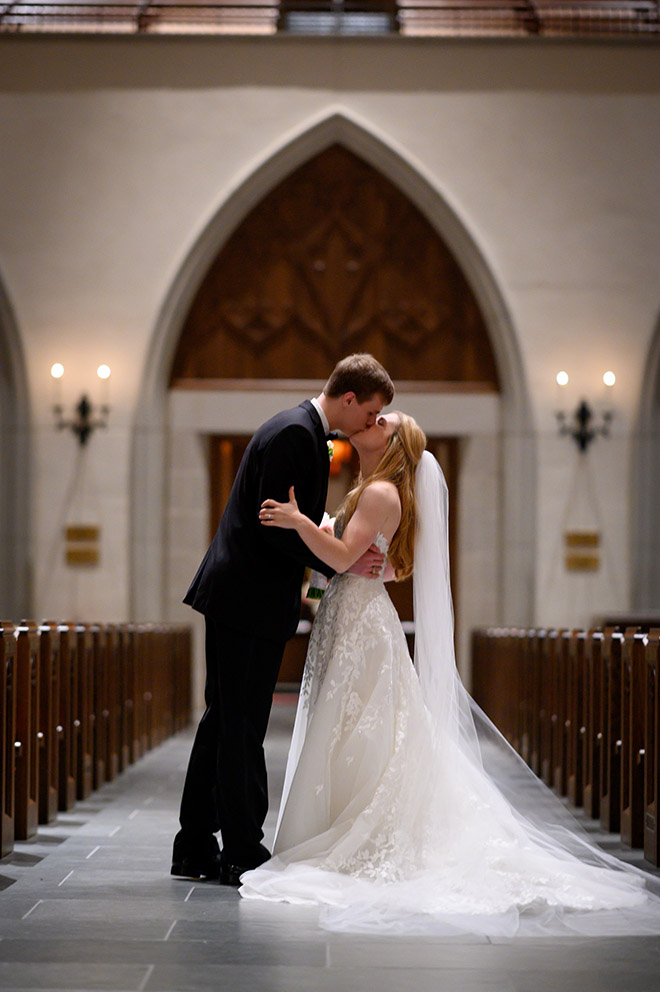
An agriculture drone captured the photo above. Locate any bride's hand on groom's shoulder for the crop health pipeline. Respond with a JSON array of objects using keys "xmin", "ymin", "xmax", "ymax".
[{"xmin": 259, "ymin": 487, "xmax": 301, "ymax": 530}]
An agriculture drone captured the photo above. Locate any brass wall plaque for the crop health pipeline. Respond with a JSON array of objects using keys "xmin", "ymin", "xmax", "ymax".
[
  {"xmin": 64, "ymin": 523, "xmax": 100, "ymax": 567},
  {"xmin": 565, "ymin": 531, "xmax": 600, "ymax": 548},
  {"xmin": 66, "ymin": 547, "xmax": 100, "ymax": 566},
  {"xmin": 565, "ymin": 553, "xmax": 600, "ymax": 572},
  {"xmin": 65, "ymin": 525, "xmax": 99, "ymax": 543}
]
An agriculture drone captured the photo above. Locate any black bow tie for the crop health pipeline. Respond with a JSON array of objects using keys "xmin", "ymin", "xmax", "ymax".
[{"xmin": 326, "ymin": 431, "xmax": 339, "ymax": 440}]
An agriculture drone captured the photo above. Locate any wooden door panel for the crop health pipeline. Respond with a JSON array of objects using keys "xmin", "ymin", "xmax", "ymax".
[{"xmin": 171, "ymin": 145, "xmax": 499, "ymax": 390}]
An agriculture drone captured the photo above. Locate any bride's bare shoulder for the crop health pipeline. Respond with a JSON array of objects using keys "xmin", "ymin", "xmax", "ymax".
[{"xmin": 359, "ymin": 480, "xmax": 400, "ymax": 511}]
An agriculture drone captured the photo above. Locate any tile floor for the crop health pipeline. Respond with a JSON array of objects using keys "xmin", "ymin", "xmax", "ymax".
[{"xmin": 1, "ymin": 694, "xmax": 659, "ymax": 992}]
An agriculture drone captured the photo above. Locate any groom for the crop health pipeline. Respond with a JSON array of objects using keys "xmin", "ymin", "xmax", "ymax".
[{"xmin": 172, "ymin": 354, "xmax": 395, "ymax": 885}]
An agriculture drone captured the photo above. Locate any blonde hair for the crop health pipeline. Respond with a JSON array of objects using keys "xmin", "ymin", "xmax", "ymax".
[{"xmin": 339, "ymin": 412, "xmax": 427, "ymax": 581}]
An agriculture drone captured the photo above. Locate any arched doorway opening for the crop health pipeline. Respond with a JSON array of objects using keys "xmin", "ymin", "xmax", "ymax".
[
  {"xmin": 131, "ymin": 110, "xmax": 535, "ymax": 693},
  {"xmin": 0, "ymin": 275, "xmax": 30, "ymax": 618},
  {"xmin": 169, "ymin": 142, "xmax": 500, "ymax": 658}
]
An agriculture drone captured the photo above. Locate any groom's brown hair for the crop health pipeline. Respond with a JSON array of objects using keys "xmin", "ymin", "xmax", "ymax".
[{"xmin": 324, "ymin": 354, "xmax": 394, "ymax": 405}]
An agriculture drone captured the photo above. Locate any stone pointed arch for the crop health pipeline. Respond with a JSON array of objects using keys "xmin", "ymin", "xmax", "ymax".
[
  {"xmin": 131, "ymin": 109, "xmax": 535, "ymax": 625},
  {"xmin": 631, "ymin": 315, "xmax": 660, "ymax": 610},
  {"xmin": 0, "ymin": 273, "xmax": 31, "ymax": 617}
]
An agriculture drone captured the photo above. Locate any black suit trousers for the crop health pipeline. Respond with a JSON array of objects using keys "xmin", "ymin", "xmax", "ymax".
[{"xmin": 176, "ymin": 618, "xmax": 286, "ymax": 868}]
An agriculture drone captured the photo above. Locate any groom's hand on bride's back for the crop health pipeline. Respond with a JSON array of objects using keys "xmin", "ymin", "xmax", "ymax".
[{"xmin": 348, "ymin": 545, "xmax": 387, "ymax": 579}]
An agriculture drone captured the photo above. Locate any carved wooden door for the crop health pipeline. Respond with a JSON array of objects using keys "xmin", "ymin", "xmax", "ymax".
[{"xmin": 171, "ymin": 145, "xmax": 499, "ymax": 389}]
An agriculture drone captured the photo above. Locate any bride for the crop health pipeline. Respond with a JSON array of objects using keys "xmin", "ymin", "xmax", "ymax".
[{"xmin": 240, "ymin": 411, "xmax": 660, "ymax": 937}]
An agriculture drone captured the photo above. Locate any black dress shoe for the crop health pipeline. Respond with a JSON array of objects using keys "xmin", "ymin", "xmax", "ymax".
[
  {"xmin": 171, "ymin": 853, "xmax": 221, "ymax": 881},
  {"xmin": 219, "ymin": 862, "xmax": 249, "ymax": 887}
]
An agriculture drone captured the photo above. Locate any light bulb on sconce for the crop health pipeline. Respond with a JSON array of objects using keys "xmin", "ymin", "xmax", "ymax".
[
  {"xmin": 96, "ymin": 364, "xmax": 111, "ymax": 413},
  {"xmin": 555, "ymin": 370, "xmax": 614, "ymax": 454},
  {"xmin": 50, "ymin": 363, "xmax": 65, "ymax": 410},
  {"xmin": 51, "ymin": 363, "xmax": 111, "ymax": 446}
]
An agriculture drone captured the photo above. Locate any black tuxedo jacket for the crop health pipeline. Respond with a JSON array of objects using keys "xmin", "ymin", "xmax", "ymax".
[{"xmin": 184, "ymin": 400, "xmax": 335, "ymax": 642}]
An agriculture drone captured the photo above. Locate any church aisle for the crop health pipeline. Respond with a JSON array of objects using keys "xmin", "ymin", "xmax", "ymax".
[{"xmin": 0, "ymin": 697, "xmax": 659, "ymax": 992}]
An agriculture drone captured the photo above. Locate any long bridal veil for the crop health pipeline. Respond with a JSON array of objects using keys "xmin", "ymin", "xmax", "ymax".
[{"xmin": 322, "ymin": 451, "xmax": 660, "ymax": 936}]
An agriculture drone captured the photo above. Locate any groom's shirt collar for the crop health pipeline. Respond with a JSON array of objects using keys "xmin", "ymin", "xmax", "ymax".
[{"xmin": 310, "ymin": 396, "xmax": 330, "ymax": 437}]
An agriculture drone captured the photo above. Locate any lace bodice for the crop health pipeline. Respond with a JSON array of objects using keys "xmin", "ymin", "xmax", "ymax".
[{"xmin": 333, "ymin": 512, "xmax": 389, "ymax": 577}]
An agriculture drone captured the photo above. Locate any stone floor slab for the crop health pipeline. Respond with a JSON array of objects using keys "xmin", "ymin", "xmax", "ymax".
[{"xmin": 0, "ymin": 963, "xmax": 149, "ymax": 990}]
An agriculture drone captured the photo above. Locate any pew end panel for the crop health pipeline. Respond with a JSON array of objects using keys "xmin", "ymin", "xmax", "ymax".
[
  {"xmin": 0, "ymin": 622, "xmax": 16, "ymax": 857},
  {"xmin": 14, "ymin": 621, "xmax": 40, "ymax": 841},
  {"xmin": 620, "ymin": 628, "xmax": 646, "ymax": 849},
  {"xmin": 644, "ymin": 629, "xmax": 660, "ymax": 866}
]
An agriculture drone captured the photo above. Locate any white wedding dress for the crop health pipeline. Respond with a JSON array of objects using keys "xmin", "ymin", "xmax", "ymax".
[{"xmin": 240, "ymin": 454, "xmax": 660, "ymax": 937}]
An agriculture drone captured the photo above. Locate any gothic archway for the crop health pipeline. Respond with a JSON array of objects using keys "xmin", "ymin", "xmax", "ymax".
[
  {"xmin": 131, "ymin": 109, "xmax": 535, "ymax": 628},
  {"xmin": 0, "ymin": 274, "xmax": 31, "ymax": 617}
]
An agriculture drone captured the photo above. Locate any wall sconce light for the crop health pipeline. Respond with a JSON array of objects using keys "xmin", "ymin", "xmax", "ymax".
[
  {"xmin": 51, "ymin": 363, "xmax": 111, "ymax": 446},
  {"xmin": 555, "ymin": 371, "xmax": 614, "ymax": 453}
]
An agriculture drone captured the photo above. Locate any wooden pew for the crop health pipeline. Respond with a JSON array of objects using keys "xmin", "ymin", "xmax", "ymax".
[
  {"xmin": 56, "ymin": 624, "xmax": 78, "ymax": 811},
  {"xmin": 539, "ymin": 629, "xmax": 559, "ymax": 786},
  {"xmin": 142, "ymin": 625, "xmax": 156, "ymax": 752},
  {"xmin": 502, "ymin": 628, "xmax": 521, "ymax": 748},
  {"xmin": 469, "ymin": 625, "xmax": 660, "ymax": 862},
  {"xmin": 75, "ymin": 624, "xmax": 94, "ymax": 800},
  {"xmin": 470, "ymin": 629, "xmax": 489, "ymax": 718},
  {"xmin": 135, "ymin": 625, "xmax": 148, "ymax": 759},
  {"xmin": 14, "ymin": 621, "xmax": 40, "ymax": 840},
  {"xmin": 123, "ymin": 624, "xmax": 141, "ymax": 764},
  {"xmin": 158, "ymin": 624, "xmax": 175, "ymax": 746},
  {"xmin": 115, "ymin": 624, "xmax": 131, "ymax": 773},
  {"xmin": 551, "ymin": 629, "xmax": 570, "ymax": 796},
  {"xmin": 517, "ymin": 628, "xmax": 531, "ymax": 753},
  {"xmin": 102, "ymin": 625, "xmax": 120, "ymax": 782},
  {"xmin": 582, "ymin": 630, "xmax": 603, "ymax": 820},
  {"xmin": 599, "ymin": 628, "xmax": 623, "ymax": 833},
  {"xmin": 620, "ymin": 627, "xmax": 646, "ymax": 849},
  {"xmin": 178, "ymin": 625, "xmax": 192, "ymax": 732},
  {"xmin": 2, "ymin": 620, "xmax": 192, "ymax": 853},
  {"xmin": 525, "ymin": 629, "xmax": 544, "ymax": 776},
  {"xmin": 472, "ymin": 628, "xmax": 509, "ymax": 742},
  {"xmin": 566, "ymin": 629, "xmax": 586, "ymax": 807},
  {"xmin": 645, "ymin": 628, "xmax": 660, "ymax": 866},
  {"xmin": 0, "ymin": 621, "xmax": 16, "ymax": 856},
  {"xmin": 517, "ymin": 629, "xmax": 531, "ymax": 765},
  {"xmin": 164, "ymin": 624, "xmax": 177, "ymax": 743},
  {"xmin": 171, "ymin": 625, "xmax": 192, "ymax": 734},
  {"xmin": 478, "ymin": 627, "xmax": 523, "ymax": 745},
  {"xmin": 89, "ymin": 623, "xmax": 108, "ymax": 789},
  {"xmin": 37, "ymin": 622, "xmax": 60, "ymax": 824},
  {"xmin": 153, "ymin": 624, "xmax": 166, "ymax": 750}
]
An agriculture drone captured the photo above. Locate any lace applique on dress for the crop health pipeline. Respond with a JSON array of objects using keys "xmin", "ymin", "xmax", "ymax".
[
  {"xmin": 272, "ymin": 517, "xmax": 430, "ymax": 881},
  {"xmin": 300, "ymin": 518, "xmax": 390, "ymax": 710}
]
